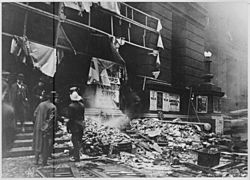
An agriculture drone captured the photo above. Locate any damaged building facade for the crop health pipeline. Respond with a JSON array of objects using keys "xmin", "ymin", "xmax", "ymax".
[
  {"xmin": 2, "ymin": 2, "xmax": 224, "ymax": 131},
  {"xmin": 2, "ymin": 2, "xmax": 248, "ymax": 178}
]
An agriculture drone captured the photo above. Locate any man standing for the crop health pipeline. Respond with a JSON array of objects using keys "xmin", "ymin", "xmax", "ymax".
[
  {"xmin": 10, "ymin": 73, "xmax": 29, "ymax": 132},
  {"xmin": 31, "ymin": 77, "xmax": 46, "ymax": 120},
  {"xmin": 67, "ymin": 87, "xmax": 85, "ymax": 162},
  {"xmin": 2, "ymin": 71, "xmax": 11, "ymax": 103},
  {"xmin": 32, "ymin": 91, "xmax": 58, "ymax": 166},
  {"xmin": 2, "ymin": 71, "xmax": 15, "ymax": 154}
]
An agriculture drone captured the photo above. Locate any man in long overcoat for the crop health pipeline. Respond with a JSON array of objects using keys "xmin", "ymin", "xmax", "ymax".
[
  {"xmin": 67, "ymin": 87, "xmax": 85, "ymax": 162},
  {"xmin": 10, "ymin": 73, "xmax": 29, "ymax": 132},
  {"xmin": 32, "ymin": 91, "xmax": 58, "ymax": 166}
]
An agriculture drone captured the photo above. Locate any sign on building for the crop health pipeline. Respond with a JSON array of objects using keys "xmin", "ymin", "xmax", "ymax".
[
  {"xmin": 87, "ymin": 57, "xmax": 121, "ymax": 109},
  {"xmin": 196, "ymin": 96, "xmax": 208, "ymax": 113},
  {"xmin": 213, "ymin": 96, "xmax": 221, "ymax": 113},
  {"xmin": 149, "ymin": 90, "xmax": 157, "ymax": 111},
  {"xmin": 95, "ymin": 84, "xmax": 120, "ymax": 109},
  {"xmin": 163, "ymin": 93, "xmax": 170, "ymax": 112},
  {"xmin": 212, "ymin": 116, "xmax": 224, "ymax": 134},
  {"xmin": 150, "ymin": 91, "xmax": 179, "ymax": 112},
  {"xmin": 169, "ymin": 93, "xmax": 180, "ymax": 112}
]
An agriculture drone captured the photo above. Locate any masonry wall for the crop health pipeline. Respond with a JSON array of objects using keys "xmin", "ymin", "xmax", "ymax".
[
  {"xmin": 128, "ymin": 2, "xmax": 173, "ymax": 84},
  {"xmin": 171, "ymin": 2, "xmax": 207, "ymax": 88},
  {"xmin": 203, "ymin": 2, "xmax": 248, "ymax": 112},
  {"xmin": 129, "ymin": 2, "xmax": 207, "ymax": 89}
]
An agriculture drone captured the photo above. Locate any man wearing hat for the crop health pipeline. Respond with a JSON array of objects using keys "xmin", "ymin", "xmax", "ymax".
[
  {"xmin": 10, "ymin": 73, "xmax": 29, "ymax": 132},
  {"xmin": 32, "ymin": 91, "xmax": 58, "ymax": 166},
  {"xmin": 2, "ymin": 71, "xmax": 10, "ymax": 102},
  {"xmin": 31, "ymin": 77, "xmax": 46, "ymax": 118},
  {"xmin": 67, "ymin": 86, "xmax": 85, "ymax": 162},
  {"xmin": 2, "ymin": 71, "xmax": 15, "ymax": 154}
]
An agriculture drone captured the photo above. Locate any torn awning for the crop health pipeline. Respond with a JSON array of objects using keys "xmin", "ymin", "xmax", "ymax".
[
  {"xmin": 89, "ymin": 34, "xmax": 125, "ymax": 65},
  {"xmin": 10, "ymin": 36, "xmax": 57, "ymax": 77},
  {"xmin": 63, "ymin": 2, "xmax": 92, "ymax": 13},
  {"xmin": 99, "ymin": 2, "xmax": 120, "ymax": 15},
  {"xmin": 29, "ymin": 42, "xmax": 57, "ymax": 77}
]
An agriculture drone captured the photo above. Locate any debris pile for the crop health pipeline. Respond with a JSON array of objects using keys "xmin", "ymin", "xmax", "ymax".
[
  {"xmin": 83, "ymin": 117, "xmax": 132, "ymax": 156},
  {"xmin": 51, "ymin": 117, "xmax": 247, "ymax": 177}
]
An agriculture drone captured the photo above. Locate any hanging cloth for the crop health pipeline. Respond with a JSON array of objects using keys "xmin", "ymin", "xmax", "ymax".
[
  {"xmin": 79, "ymin": 2, "xmax": 92, "ymax": 13},
  {"xmin": 63, "ymin": 2, "xmax": 81, "ymax": 11},
  {"xmin": 10, "ymin": 36, "xmax": 33, "ymax": 66},
  {"xmin": 152, "ymin": 71, "xmax": 160, "ymax": 79},
  {"xmin": 100, "ymin": 69, "xmax": 111, "ymax": 87},
  {"xmin": 87, "ymin": 58, "xmax": 100, "ymax": 84},
  {"xmin": 64, "ymin": 2, "xmax": 92, "ymax": 15},
  {"xmin": 157, "ymin": 34, "xmax": 164, "ymax": 49},
  {"xmin": 99, "ymin": 2, "xmax": 120, "ymax": 15},
  {"xmin": 56, "ymin": 49, "xmax": 64, "ymax": 64},
  {"xmin": 29, "ymin": 42, "xmax": 57, "ymax": 77},
  {"xmin": 157, "ymin": 20, "xmax": 163, "ymax": 32},
  {"xmin": 57, "ymin": 25, "xmax": 77, "ymax": 55},
  {"xmin": 156, "ymin": 53, "xmax": 161, "ymax": 66}
]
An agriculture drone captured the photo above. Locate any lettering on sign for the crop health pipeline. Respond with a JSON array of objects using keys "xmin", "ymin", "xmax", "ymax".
[
  {"xmin": 95, "ymin": 85, "xmax": 120, "ymax": 109},
  {"xmin": 196, "ymin": 96, "xmax": 208, "ymax": 113},
  {"xmin": 109, "ymin": 76, "xmax": 120, "ymax": 85},
  {"xmin": 212, "ymin": 116, "xmax": 224, "ymax": 134},
  {"xmin": 169, "ymin": 93, "xmax": 180, "ymax": 112},
  {"xmin": 163, "ymin": 93, "xmax": 170, "ymax": 112},
  {"xmin": 149, "ymin": 90, "xmax": 157, "ymax": 111},
  {"xmin": 150, "ymin": 91, "xmax": 179, "ymax": 112}
]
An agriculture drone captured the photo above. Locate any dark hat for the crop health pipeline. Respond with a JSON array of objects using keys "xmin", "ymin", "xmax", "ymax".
[
  {"xmin": 46, "ymin": 91, "xmax": 59, "ymax": 98},
  {"xmin": 2, "ymin": 71, "xmax": 10, "ymax": 76},
  {"xmin": 38, "ymin": 77, "xmax": 46, "ymax": 83},
  {"xmin": 17, "ymin": 73, "xmax": 25, "ymax": 79},
  {"xmin": 70, "ymin": 86, "xmax": 78, "ymax": 91}
]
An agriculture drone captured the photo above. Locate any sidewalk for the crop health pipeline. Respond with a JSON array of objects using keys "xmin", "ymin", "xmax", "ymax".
[{"xmin": 2, "ymin": 156, "xmax": 40, "ymax": 178}]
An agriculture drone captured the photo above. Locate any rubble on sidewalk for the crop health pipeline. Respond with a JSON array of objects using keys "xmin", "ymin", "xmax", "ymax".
[{"xmin": 36, "ymin": 117, "xmax": 248, "ymax": 177}]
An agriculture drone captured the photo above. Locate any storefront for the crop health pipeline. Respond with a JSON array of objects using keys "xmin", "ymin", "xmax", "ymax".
[{"xmin": 2, "ymin": 2, "xmax": 163, "ymax": 117}]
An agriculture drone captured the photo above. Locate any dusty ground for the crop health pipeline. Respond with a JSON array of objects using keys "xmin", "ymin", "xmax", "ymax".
[
  {"xmin": 1, "ymin": 155, "xmax": 77, "ymax": 178},
  {"xmin": 2, "ymin": 156, "xmax": 40, "ymax": 178}
]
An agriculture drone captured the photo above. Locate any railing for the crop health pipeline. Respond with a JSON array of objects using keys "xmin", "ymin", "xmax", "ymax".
[
  {"xmin": 120, "ymin": 2, "xmax": 160, "ymax": 30},
  {"xmin": 4, "ymin": 2, "xmax": 161, "ymax": 53}
]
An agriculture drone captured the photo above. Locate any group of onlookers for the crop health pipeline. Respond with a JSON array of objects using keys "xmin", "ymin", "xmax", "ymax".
[{"xmin": 2, "ymin": 72, "xmax": 86, "ymax": 166}]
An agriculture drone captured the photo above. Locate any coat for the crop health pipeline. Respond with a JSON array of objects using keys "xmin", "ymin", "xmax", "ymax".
[
  {"xmin": 67, "ymin": 101, "xmax": 85, "ymax": 133},
  {"xmin": 10, "ymin": 82, "xmax": 29, "ymax": 107},
  {"xmin": 9, "ymin": 82, "xmax": 29, "ymax": 119},
  {"xmin": 32, "ymin": 100, "xmax": 57, "ymax": 153}
]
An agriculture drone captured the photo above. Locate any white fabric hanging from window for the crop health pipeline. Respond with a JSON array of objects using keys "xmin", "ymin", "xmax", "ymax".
[
  {"xmin": 29, "ymin": 42, "xmax": 57, "ymax": 77},
  {"xmin": 99, "ymin": 2, "xmax": 120, "ymax": 15}
]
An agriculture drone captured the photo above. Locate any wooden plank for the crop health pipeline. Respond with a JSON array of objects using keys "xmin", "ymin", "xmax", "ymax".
[
  {"xmin": 186, "ymin": 30, "xmax": 205, "ymax": 46},
  {"xmin": 151, "ymin": 3, "xmax": 172, "ymax": 21},
  {"xmin": 183, "ymin": 66, "xmax": 204, "ymax": 78},
  {"xmin": 183, "ymin": 57, "xmax": 204, "ymax": 71},
  {"xmin": 70, "ymin": 166, "xmax": 81, "ymax": 178},
  {"xmin": 186, "ymin": 22, "xmax": 205, "ymax": 38},
  {"xmin": 182, "ymin": 162, "xmax": 215, "ymax": 174},
  {"xmin": 186, "ymin": 48, "xmax": 204, "ymax": 61},
  {"xmin": 161, "ymin": 29, "xmax": 172, "ymax": 41},
  {"xmin": 170, "ymin": 2, "xmax": 206, "ymax": 28},
  {"xmin": 186, "ymin": 39, "xmax": 204, "ymax": 54},
  {"xmin": 10, "ymin": 2, "xmax": 159, "ymax": 53}
]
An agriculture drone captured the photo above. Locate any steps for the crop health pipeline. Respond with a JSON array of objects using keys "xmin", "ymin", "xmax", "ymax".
[
  {"xmin": 85, "ymin": 108, "xmax": 124, "ymax": 116},
  {"xmin": 12, "ymin": 139, "xmax": 33, "ymax": 148},
  {"xmin": 4, "ymin": 121, "xmax": 34, "ymax": 158},
  {"xmin": 6, "ymin": 146, "xmax": 34, "ymax": 157}
]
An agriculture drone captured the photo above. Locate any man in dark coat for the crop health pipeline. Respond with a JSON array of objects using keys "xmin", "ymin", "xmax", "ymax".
[
  {"xmin": 32, "ymin": 91, "xmax": 58, "ymax": 166},
  {"xmin": 31, "ymin": 77, "xmax": 46, "ymax": 120},
  {"xmin": 67, "ymin": 87, "xmax": 85, "ymax": 162},
  {"xmin": 10, "ymin": 73, "xmax": 29, "ymax": 132},
  {"xmin": 2, "ymin": 71, "xmax": 11, "ymax": 103},
  {"xmin": 2, "ymin": 72, "xmax": 15, "ymax": 154}
]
